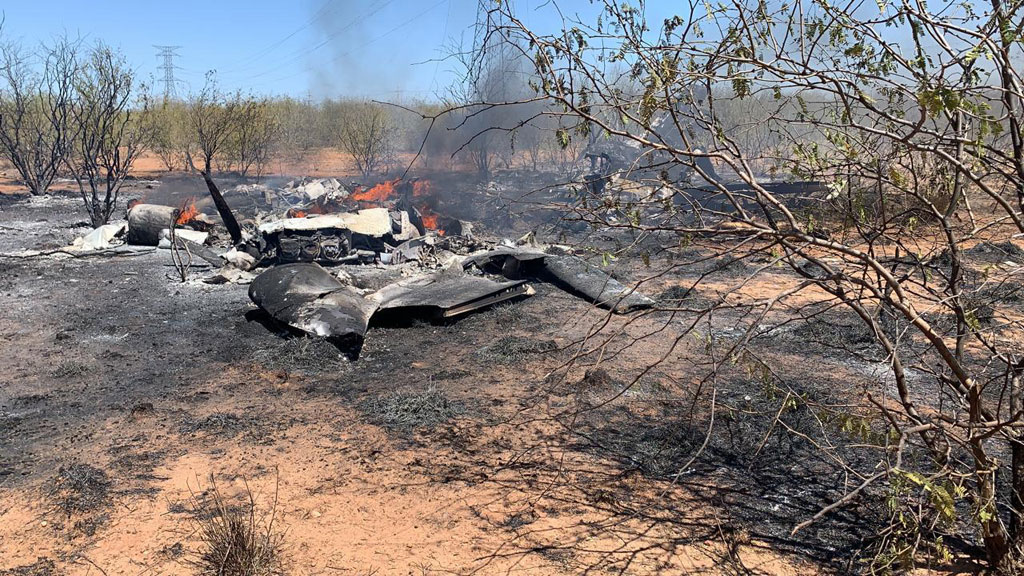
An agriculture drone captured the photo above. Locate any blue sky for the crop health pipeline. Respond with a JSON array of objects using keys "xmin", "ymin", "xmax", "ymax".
[{"xmin": 0, "ymin": 0, "xmax": 643, "ymax": 101}]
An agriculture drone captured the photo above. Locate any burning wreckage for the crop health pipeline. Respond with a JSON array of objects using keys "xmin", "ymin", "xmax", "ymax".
[{"xmin": 96, "ymin": 177, "xmax": 654, "ymax": 359}]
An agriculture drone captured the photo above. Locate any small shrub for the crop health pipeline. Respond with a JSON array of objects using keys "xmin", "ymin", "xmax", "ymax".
[
  {"xmin": 476, "ymin": 336, "xmax": 556, "ymax": 363},
  {"xmin": 51, "ymin": 464, "xmax": 110, "ymax": 515},
  {"xmin": 51, "ymin": 361, "xmax": 88, "ymax": 378},
  {"xmin": 189, "ymin": 476, "xmax": 285, "ymax": 576},
  {"xmin": 361, "ymin": 386, "xmax": 464, "ymax": 431},
  {"xmin": 0, "ymin": 558, "xmax": 59, "ymax": 576}
]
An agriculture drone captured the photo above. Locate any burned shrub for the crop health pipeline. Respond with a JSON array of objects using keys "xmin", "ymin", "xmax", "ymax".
[
  {"xmin": 180, "ymin": 413, "xmax": 250, "ymax": 439},
  {"xmin": 579, "ymin": 368, "xmax": 617, "ymax": 389},
  {"xmin": 360, "ymin": 386, "xmax": 464, "ymax": 432},
  {"xmin": 765, "ymin": 309, "xmax": 881, "ymax": 358},
  {"xmin": 476, "ymin": 336, "xmax": 557, "ymax": 363},
  {"xmin": 51, "ymin": 361, "xmax": 88, "ymax": 378},
  {"xmin": 251, "ymin": 336, "xmax": 348, "ymax": 376},
  {"xmin": 658, "ymin": 285, "xmax": 715, "ymax": 309},
  {"xmin": 965, "ymin": 241, "xmax": 1024, "ymax": 264},
  {"xmin": 0, "ymin": 558, "xmax": 60, "ymax": 576},
  {"xmin": 50, "ymin": 464, "xmax": 111, "ymax": 516},
  {"xmin": 72, "ymin": 513, "xmax": 110, "ymax": 537},
  {"xmin": 189, "ymin": 477, "xmax": 285, "ymax": 576},
  {"xmin": 489, "ymin": 301, "xmax": 527, "ymax": 327},
  {"xmin": 431, "ymin": 368, "xmax": 472, "ymax": 381},
  {"xmin": 579, "ymin": 406, "xmax": 700, "ymax": 478}
]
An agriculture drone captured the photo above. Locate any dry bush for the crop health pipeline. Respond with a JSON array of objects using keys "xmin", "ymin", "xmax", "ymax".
[
  {"xmin": 188, "ymin": 475, "xmax": 285, "ymax": 576},
  {"xmin": 50, "ymin": 463, "xmax": 111, "ymax": 517},
  {"xmin": 360, "ymin": 386, "xmax": 464, "ymax": 432}
]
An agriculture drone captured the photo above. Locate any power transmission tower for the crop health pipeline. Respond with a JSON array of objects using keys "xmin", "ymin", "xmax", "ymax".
[{"xmin": 153, "ymin": 45, "xmax": 182, "ymax": 100}]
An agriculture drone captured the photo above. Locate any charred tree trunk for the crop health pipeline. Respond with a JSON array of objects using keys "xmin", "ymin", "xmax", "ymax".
[
  {"xmin": 200, "ymin": 170, "xmax": 243, "ymax": 245},
  {"xmin": 1011, "ymin": 361, "xmax": 1024, "ymax": 551},
  {"xmin": 188, "ymin": 151, "xmax": 244, "ymax": 246}
]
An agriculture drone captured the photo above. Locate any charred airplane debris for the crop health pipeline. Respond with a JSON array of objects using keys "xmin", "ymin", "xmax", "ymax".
[
  {"xmin": 88, "ymin": 174, "xmax": 655, "ymax": 360},
  {"xmin": 248, "ymin": 263, "xmax": 378, "ymax": 358}
]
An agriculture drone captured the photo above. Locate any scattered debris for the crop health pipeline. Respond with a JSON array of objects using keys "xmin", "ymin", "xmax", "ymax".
[
  {"xmin": 465, "ymin": 246, "xmax": 656, "ymax": 312},
  {"xmin": 109, "ymin": 175, "xmax": 655, "ymax": 359},
  {"xmin": 126, "ymin": 204, "xmax": 178, "ymax": 246},
  {"xmin": 220, "ymin": 247, "xmax": 257, "ymax": 271},
  {"xmin": 541, "ymin": 254, "xmax": 655, "ymax": 313},
  {"xmin": 158, "ymin": 228, "xmax": 209, "ymax": 248},
  {"xmin": 248, "ymin": 262, "xmax": 535, "ymax": 358},
  {"xmin": 371, "ymin": 273, "xmax": 534, "ymax": 320},
  {"xmin": 204, "ymin": 268, "xmax": 256, "ymax": 285}
]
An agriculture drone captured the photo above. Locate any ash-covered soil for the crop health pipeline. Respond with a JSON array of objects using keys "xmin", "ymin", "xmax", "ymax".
[{"xmin": 0, "ymin": 177, "xmax": 956, "ymax": 575}]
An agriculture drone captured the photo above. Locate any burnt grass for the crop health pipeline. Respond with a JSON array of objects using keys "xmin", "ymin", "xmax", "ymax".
[
  {"xmin": 565, "ymin": 370, "xmax": 888, "ymax": 567},
  {"xmin": 359, "ymin": 385, "xmax": 466, "ymax": 433},
  {"xmin": 0, "ymin": 558, "xmax": 60, "ymax": 576},
  {"xmin": 0, "ymin": 182, "xmax": 974, "ymax": 573},
  {"xmin": 50, "ymin": 463, "xmax": 111, "ymax": 515}
]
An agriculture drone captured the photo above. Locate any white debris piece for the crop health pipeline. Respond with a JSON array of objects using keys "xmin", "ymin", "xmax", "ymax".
[
  {"xmin": 70, "ymin": 222, "xmax": 128, "ymax": 251},
  {"xmin": 257, "ymin": 208, "xmax": 393, "ymax": 237},
  {"xmin": 204, "ymin": 267, "xmax": 256, "ymax": 285},
  {"xmin": 220, "ymin": 247, "xmax": 258, "ymax": 271},
  {"xmin": 299, "ymin": 180, "xmax": 327, "ymax": 201},
  {"xmin": 156, "ymin": 228, "xmax": 210, "ymax": 248}
]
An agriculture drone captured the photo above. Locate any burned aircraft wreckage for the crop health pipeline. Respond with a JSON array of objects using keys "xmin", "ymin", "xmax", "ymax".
[
  {"xmin": 99, "ymin": 124, "xmax": 823, "ymax": 360},
  {"xmin": 112, "ymin": 175, "xmax": 656, "ymax": 359}
]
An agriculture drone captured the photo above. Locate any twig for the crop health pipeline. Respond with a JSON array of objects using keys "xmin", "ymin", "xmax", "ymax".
[
  {"xmin": 667, "ymin": 387, "xmax": 716, "ymax": 486},
  {"xmin": 0, "ymin": 247, "xmax": 155, "ymax": 259},
  {"xmin": 78, "ymin": 555, "xmax": 110, "ymax": 576},
  {"xmin": 747, "ymin": 391, "xmax": 792, "ymax": 469}
]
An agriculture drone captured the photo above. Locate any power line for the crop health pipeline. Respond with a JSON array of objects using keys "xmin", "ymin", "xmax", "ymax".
[
  {"xmin": 243, "ymin": 0, "xmax": 398, "ymax": 81},
  {"xmin": 258, "ymin": 0, "xmax": 446, "ymax": 87},
  {"xmin": 219, "ymin": 0, "xmax": 339, "ymax": 72},
  {"xmin": 214, "ymin": 0, "xmax": 394, "ymax": 81},
  {"xmin": 153, "ymin": 45, "xmax": 182, "ymax": 100}
]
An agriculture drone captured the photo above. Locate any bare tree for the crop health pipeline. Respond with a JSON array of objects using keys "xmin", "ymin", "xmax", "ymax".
[
  {"xmin": 235, "ymin": 96, "xmax": 277, "ymax": 181},
  {"xmin": 445, "ymin": 12, "xmax": 539, "ymax": 180},
  {"xmin": 0, "ymin": 37, "xmax": 79, "ymax": 195},
  {"xmin": 186, "ymin": 75, "xmax": 243, "ymax": 244},
  {"xmin": 151, "ymin": 99, "xmax": 190, "ymax": 172},
  {"xmin": 471, "ymin": 0, "xmax": 1024, "ymax": 572},
  {"xmin": 271, "ymin": 96, "xmax": 322, "ymax": 173},
  {"xmin": 338, "ymin": 100, "xmax": 394, "ymax": 180},
  {"xmin": 65, "ymin": 43, "xmax": 153, "ymax": 227}
]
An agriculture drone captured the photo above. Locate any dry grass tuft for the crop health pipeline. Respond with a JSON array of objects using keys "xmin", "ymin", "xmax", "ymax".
[
  {"xmin": 360, "ymin": 386, "xmax": 464, "ymax": 432},
  {"xmin": 188, "ymin": 475, "xmax": 285, "ymax": 576},
  {"xmin": 51, "ymin": 463, "xmax": 110, "ymax": 515}
]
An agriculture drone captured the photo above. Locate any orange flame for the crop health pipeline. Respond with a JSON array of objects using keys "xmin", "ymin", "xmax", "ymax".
[
  {"xmin": 311, "ymin": 178, "xmax": 447, "ymax": 235},
  {"xmin": 421, "ymin": 212, "xmax": 441, "ymax": 232},
  {"xmin": 176, "ymin": 197, "xmax": 199, "ymax": 226},
  {"xmin": 411, "ymin": 180, "xmax": 431, "ymax": 198},
  {"xmin": 287, "ymin": 203, "xmax": 329, "ymax": 218},
  {"xmin": 351, "ymin": 179, "xmax": 399, "ymax": 202}
]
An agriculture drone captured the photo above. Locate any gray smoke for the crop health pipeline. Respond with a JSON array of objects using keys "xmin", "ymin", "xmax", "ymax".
[{"xmin": 308, "ymin": 1, "xmax": 406, "ymax": 98}]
